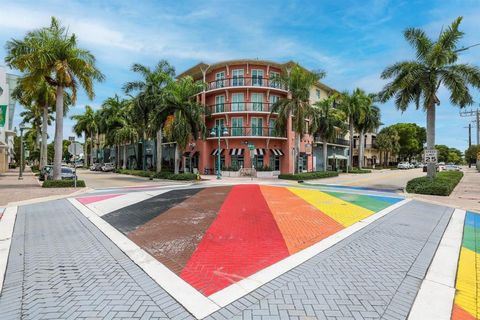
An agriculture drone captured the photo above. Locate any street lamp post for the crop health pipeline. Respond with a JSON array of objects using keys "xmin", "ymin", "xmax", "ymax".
[
  {"xmin": 210, "ymin": 125, "xmax": 229, "ymax": 179},
  {"xmin": 18, "ymin": 123, "xmax": 25, "ymax": 180}
]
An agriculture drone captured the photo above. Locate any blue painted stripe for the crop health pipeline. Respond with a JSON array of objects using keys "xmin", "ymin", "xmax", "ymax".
[
  {"xmin": 464, "ymin": 211, "xmax": 480, "ymax": 228},
  {"xmin": 365, "ymin": 195, "xmax": 403, "ymax": 204},
  {"xmin": 302, "ymin": 183, "xmax": 398, "ymax": 193}
]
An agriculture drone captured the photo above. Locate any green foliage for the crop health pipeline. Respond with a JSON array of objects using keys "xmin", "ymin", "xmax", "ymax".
[
  {"xmin": 435, "ymin": 144, "xmax": 463, "ymax": 164},
  {"xmin": 116, "ymin": 169, "xmax": 153, "ymax": 177},
  {"xmin": 344, "ymin": 168, "xmax": 372, "ymax": 174},
  {"xmin": 166, "ymin": 173, "xmax": 197, "ymax": 180},
  {"xmin": 255, "ymin": 166, "xmax": 273, "ymax": 172},
  {"xmin": 465, "ymin": 145, "xmax": 480, "ymax": 164},
  {"xmin": 42, "ymin": 180, "xmax": 86, "ymax": 188},
  {"xmin": 30, "ymin": 165, "xmax": 40, "ymax": 173},
  {"xmin": 406, "ymin": 171, "xmax": 463, "ymax": 196},
  {"xmin": 115, "ymin": 169, "xmax": 197, "ymax": 180},
  {"xmin": 278, "ymin": 171, "xmax": 338, "ymax": 180},
  {"xmin": 389, "ymin": 123, "xmax": 426, "ymax": 159}
]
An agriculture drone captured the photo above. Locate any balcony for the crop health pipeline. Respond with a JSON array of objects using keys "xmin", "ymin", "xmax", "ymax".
[
  {"xmin": 207, "ymin": 126, "xmax": 286, "ymax": 139},
  {"xmin": 206, "ymin": 77, "xmax": 287, "ymax": 92},
  {"xmin": 314, "ymin": 136, "xmax": 350, "ymax": 146},
  {"xmin": 207, "ymin": 102, "xmax": 278, "ymax": 114}
]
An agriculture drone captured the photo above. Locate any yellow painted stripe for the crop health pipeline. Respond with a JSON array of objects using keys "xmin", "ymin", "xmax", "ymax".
[
  {"xmin": 288, "ymin": 187, "xmax": 374, "ymax": 227},
  {"xmin": 454, "ymin": 247, "xmax": 477, "ymax": 318}
]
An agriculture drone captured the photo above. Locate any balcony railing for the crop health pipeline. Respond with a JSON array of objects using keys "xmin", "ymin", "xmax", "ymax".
[
  {"xmin": 208, "ymin": 126, "xmax": 286, "ymax": 138},
  {"xmin": 353, "ymin": 143, "xmax": 377, "ymax": 149},
  {"xmin": 314, "ymin": 136, "xmax": 350, "ymax": 146},
  {"xmin": 207, "ymin": 102, "xmax": 278, "ymax": 114},
  {"xmin": 207, "ymin": 77, "xmax": 286, "ymax": 91}
]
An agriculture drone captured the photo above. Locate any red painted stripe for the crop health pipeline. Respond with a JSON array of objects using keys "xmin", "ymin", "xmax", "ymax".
[
  {"xmin": 77, "ymin": 193, "xmax": 123, "ymax": 205},
  {"xmin": 180, "ymin": 184, "xmax": 289, "ymax": 296}
]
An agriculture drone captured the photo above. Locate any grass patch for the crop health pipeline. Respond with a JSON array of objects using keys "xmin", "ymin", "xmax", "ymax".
[
  {"xmin": 406, "ymin": 171, "xmax": 463, "ymax": 196},
  {"xmin": 42, "ymin": 180, "xmax": 86, "ymax": 188},
  {"xmin": 278, "ymin": 171, "xmax": 338, "ymax": 180},
  {"xmin": 344, "ymin": 168, "xmax": 372, "ymax": 174}
]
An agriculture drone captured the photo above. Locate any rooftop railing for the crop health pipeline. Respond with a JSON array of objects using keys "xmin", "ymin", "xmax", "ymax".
[
  {"xmin": 207, "ymin": 77, "xmax": 287, "ymax": 91},
  {"xmin": 207, "ymin": 102, "xmax": 278, "ymax": 114},
  {"xmin": 208, "ymin": 126, "xmax": 286, "ymax": 138}
]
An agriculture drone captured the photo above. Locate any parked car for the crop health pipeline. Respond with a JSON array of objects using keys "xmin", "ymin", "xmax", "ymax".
[
  {"xmin": 39, "ymin": 165, "xmax": 53, "ymax": 181},
  {"xmin": 45, "ymin": 166, "xmax": 77, "ymax": 180},
  {"xmin": 397, "ymin": 162, "xmax": 410, "ymax": 169},
  {"xmin": 438, "ymin": 162, "xmax": 446, "ymax": 171},
  {"xmin": 423, "ymin": 164, "xmax": 440, "ymax": 172},
  {"xmin": 101, "ymin": 163, "xmax": 115, "ymax": 172},
  {"xmin": 444, "ymin": 164, "xmax": 461, "ymax": 171},
  {"xmin": 90, "ymin": 163, "xmax": 103, "ymax": 171},
  {"xmin": 72, "ymin": 160, "xmax": 83, "ymax": 168}
]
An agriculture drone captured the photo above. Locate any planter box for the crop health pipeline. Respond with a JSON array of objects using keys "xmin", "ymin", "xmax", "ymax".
[
  {"xmin": 221, "ymin": 170, "xmax": 240, "ymax": 177},
  {"xmin": 256, "ymin": 171, "xmax": 280, "ymax": 178}
]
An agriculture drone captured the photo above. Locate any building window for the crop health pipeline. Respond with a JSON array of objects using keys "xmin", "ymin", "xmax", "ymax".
[
  {"xmin": 215, "ymin": 71, "xmax": 225, "ymax": 88},
  {"xmin": 270, "ymin": 155, "xmax": 280, "ymax": 171},
  {"xmin": 316, "ymin": 89, "xmax": 321, "ymax": 99},
  {"xmin": 215, "ymin": 95, "xmax": 225, "ymax": 113},
  {"xmin": 269, "ymin": 95, "xmax": 279, "ymax": 112},
  {"xmin": 231, "ymin": 93, "xmax": 245, "ymax": 111},
  {"xmin": 231, "ymin": 117, "xmax": 244, "ymax": 136},
  {"xmin": 231, "ymin": 155, "xmax": 244, "ymax": 170},
  {"xmin": 251, "ymin": 117, "xmax": 263, "ymax": 136},
  {"xmin": 251, "ymin": 93, "xmax": 264, "ymax": 111},
  {"xmin": 254, "ymin": 155, "xmax": 264, "ymax": 168},
  {"xmin": 269, "ymin": 118, "xmax": 276, "ymax": 136},
  {"xmin": 270, "ymin": 71, "xmax": 280, "ymax": 88},
  {"xmin": 252, "ymin": 69, "xmax": 264, "ymax": 86},
  {"xmin": 215, "ymin": 118, "xmax": 225, "ymax": 130},
  {"xmin": 232, "ymin": 69, "xmax": 244, "ymax": 86}
]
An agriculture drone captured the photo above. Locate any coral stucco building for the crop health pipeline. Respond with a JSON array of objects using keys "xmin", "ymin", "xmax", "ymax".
[{"xmin": 178, "ymin": 59, "xmax": 339, "ymax": 175}]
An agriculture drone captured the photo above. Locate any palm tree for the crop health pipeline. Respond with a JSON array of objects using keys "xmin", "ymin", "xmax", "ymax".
[
  {"xmin": 310, "ymin": 94, "xmax": 347, "ymax": 171},
  {"xmin": 5, "ymin": 17, "xmax": 104, "ymax": 179},
  {"xmin": 379, "ymin": 17, "xmax": 480, "ymax": 177},
  {"xmin": 111, "ymin": 100, "xmax": 139, "ymax": 170},
  {"xmin": 123, "ymin": 61, "xmax": 175, "ymax": 171},
  {"xmin": 271, "ymin": 64, "xmax": 324, "ymax": 173},
  {"xmin": 19, "ymin": 104, "xmax": 43, "ymax": 160},
  {"xmin": 355, "ymin": 95, "xmax": 381, "ymax": 169},
  {"xmin": 71, "ymin": 106, "xmax": 98, "ymax": 166},
  {"xmin": 162, "ymin": 76, "xmax": 206, "ymax": 174},
  {"xmin": 376, "ymin": 127, "xmax": 400, "ymax": 166},
  {"xmin": 337, "ymin": 88, "xmax": 368, "ymax": 169}
]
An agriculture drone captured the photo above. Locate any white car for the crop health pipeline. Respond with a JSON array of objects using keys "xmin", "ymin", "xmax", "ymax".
[
  {"xmin": 101, "ymin": 163, "xmax": 115, "ymax": 172},
  {"xmin": 444, "ymin": 164, "xmax": 460, "ymax": 171},
  {"xmin": 397, "ymin": 162, "xmax": 410, "ymax": 169}
]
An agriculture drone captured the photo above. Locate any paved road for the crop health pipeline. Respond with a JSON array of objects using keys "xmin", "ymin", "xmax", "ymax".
[
  {"xmin": 307, "ymin": 168, "xmax": 424, "ymax": 192},
  {"xmin": 0, "ymin": 194, "xmax": 453, "ymax": 319}
]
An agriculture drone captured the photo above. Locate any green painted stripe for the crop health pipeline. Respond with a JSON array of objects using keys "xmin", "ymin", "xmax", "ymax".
[
  {"xmin": 462, "ymin": 225, "xmax": 480, "ymax": 254},
  {"xmin": 323, "ymin": 191, "xmax": 392, "ymax": 212}
]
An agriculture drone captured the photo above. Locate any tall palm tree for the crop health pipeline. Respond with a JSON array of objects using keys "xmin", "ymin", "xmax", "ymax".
[
  {"xmin": 5, "ymin": 17, "xmax": 104, "ymax": 179},
  {"xmin": 111, "ymin": 100, "xmax": 139, "ymax": 170},
  {"xmin": 379, "ymin": 17, "xmax": 480, "ymax": 177},
  {"xmin": 162, "ymin": 76, "xmax": 206, "ymax": 174},
  {"xmin": 271, "ymin": 64, "xmax": 324, "ymax": 173},
  {"xmin": 354, "ymin": 94, "xmax": 381, "ymax": 169},
  {"xmin": 19, "ymin": 104, "xmax": 43, "ymax": 157},
  {"xmin": 71, "ymin": 105, "xmax": 98, "ymax": 166},
  {"xmin": 310, "ymin": 94, "xmax": 347, "ymax": 171},
  {"xmin": 376, "ymin": 127, "xmax": 400, "ymax": 166},
  {"xmin": 123, "ymin": 60, "xmax": 175, "ymax": 171},
  {"xmin": 338, "ymin": 88, "xmax": 369, "ymax": 169}
]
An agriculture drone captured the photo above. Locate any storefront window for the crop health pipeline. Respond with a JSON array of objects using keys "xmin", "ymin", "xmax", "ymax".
[
  {"xmin": 231, "ymin": 156, "xmax": 244, "ymax": 170},
  {"xmin": 270, "ymin": 155, "xmax": 280, "ymax": 171}
]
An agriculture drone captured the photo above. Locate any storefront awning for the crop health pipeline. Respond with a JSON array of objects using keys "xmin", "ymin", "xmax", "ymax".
[
  {"xmin": 229, "ymin": 148, "xmax": 244, "ymax": 156},
  {"xmin": 328, "ymin": 154, "xmax": 348, "ymax": 160},
  {"xmin": 270, "ymin": 149, "xmax": 284, "ymax": 156},
  {"xmin": 211, "ymin": 149, "xmax": 224, "ymax": 156},
  {"xmin": 253, "ymin": 148, "xmax": 266, "ymax": 156}
]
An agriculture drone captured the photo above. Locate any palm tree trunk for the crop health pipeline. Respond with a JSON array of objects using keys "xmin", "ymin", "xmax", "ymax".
[
  {"xmin": 323, "ymin": 139, "xmax": 328, "ymax": 172},
  {"xmin": 90, "ymin": 132, "xmax": 94, "ymax": 166},
  {"xmin": 359, "ymin": 130, "xmax": 365, "ymax": 169},
  {"xmin": 156, "ymin": 128, "xmax": 163, "ymax": 173},
  {"xmin": 295, "ymin": 134, "xmax": 301, "ymax": 173},
  {"xmin": 349, "ymin": 118, "xmax": 354, "ymax": 169},
  {"xmin": 426, "ymin": 104, "xmax": 436, "ymax": 178},
  {"xmin": 40, "ymin": 104, "xmax": 48, "ymax": 169},
  {"xmin": 53, "ymin": 86, "xmax": 64, "ymax": 180},
  {"xmin": 174, "ymin": 143, "xmax": 179, "ymax": 174},
  {"xmin": 123, "ymin": 144, "xmax": 127, "ymax": 169}
]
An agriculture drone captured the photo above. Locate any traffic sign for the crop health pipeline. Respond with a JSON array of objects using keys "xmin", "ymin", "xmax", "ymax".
[
  {"xmin": 424, "ymin": 149, "xmax": 438, "ymax": 163},
  {"xmin": 68, "ymin": 142, "xmax": 84, "ymax": 156}
]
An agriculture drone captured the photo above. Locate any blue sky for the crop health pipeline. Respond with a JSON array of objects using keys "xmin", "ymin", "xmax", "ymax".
[{"xmin": 1, "ymin": 0, "xmax": 479, "ymax": 151}]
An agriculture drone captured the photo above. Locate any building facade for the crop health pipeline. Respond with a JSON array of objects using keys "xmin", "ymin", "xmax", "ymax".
[
  {"xmin": 177, "ymin": 59, "xmax": 342, "ymax": 175},
  {"xmin": 352, "ymin": 132, "xmax": 379, "ymax": 167},
  {"xmin": 0, "ymin": 66, "xmax": 18, "ymax": 173}
]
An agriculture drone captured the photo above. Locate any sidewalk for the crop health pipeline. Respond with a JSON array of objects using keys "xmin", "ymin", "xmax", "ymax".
[
  {"xmin": 0, "ymin": 167, "xmax": 82, "ymax": 207},
  {"xmin": 411, "ymin": 167, "xmax": 480, "ymax": 212}
]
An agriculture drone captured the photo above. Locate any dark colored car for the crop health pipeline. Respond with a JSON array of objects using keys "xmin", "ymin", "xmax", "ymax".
[{"xmin": 39, "ymin": 165, "xmax": 53, "ymax": 181}]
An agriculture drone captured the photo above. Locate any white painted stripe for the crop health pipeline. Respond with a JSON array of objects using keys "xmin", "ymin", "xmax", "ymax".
[
  {"xmin": 0, "ymin": 206, "xmax": 18, "ymax": 293},
  {"xmin": 408, "ymin": 208, "xmax": 466, "ymax": 320},
  {"xmin": 68, "ymin": 198, "xmax": 220, "ymax": 319},
  {"xmin": 208, "ymin": 198, "xmax": 412, "ymax": 307}
]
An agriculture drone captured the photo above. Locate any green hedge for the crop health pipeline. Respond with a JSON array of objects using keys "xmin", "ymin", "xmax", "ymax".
[
  {"xmin": 278, "ymin": 171, "xmax": 338, "ymax": 180},
  {"xmin": 115, "ymin": 169, "xmax": 153, "ymax": 177},
  {"xmin": 406, "ymin": 171, "xmax": 463, "ymax": 196},
  {"xmin": 30, "ymin": 165, "xmax": 40, "ymax": 173},
  {"xmin": 153, "ymin": 172, "xmax": 197, "ymax": 180},
  {"xmin": 344, "ymin": 168, "xmax": 372, "ymax": 174},
  {"xmin": 42, "ymin": 180, "xmax": 86, "ymax": 188}
]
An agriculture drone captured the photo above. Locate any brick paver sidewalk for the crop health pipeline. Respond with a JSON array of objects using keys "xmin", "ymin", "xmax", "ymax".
[{"xmin": 0, "ymin": 197, "xmax": 453, "ymax": 319}]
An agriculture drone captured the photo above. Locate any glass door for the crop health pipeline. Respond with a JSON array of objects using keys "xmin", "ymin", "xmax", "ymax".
[
  {"xmin": 251, "ymin": 118, "xmax": 263, "ymax": 136},
  {"xmin": 252, "ymin": 69, "xmax": 264, "ymax": 86},
  {"xmin": 232, "ymin": 69, "xmax": 244, "ymax": 86},
  {"xmin": 251, "ymin": 93, "xmax": 264, "ymax": 111},
  {"xmin": 231, "ymin": 117, "xmax": 244, "ymax": 136},
  {"xmin": 231, "ymin": 93, "xmax": 245, "ymax": 111},
  {"xmin": 215, "ymin": 71, "xmax": 225, "ymax": 88},
  {"xmin": 215, "ymin": 95, "xmax": 225, "ymax": 113}
]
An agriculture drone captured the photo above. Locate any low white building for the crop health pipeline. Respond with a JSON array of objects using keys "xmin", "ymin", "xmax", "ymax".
[{"xmin": 0, "ymin": 66, "xmax": 19, "ymax": 173}]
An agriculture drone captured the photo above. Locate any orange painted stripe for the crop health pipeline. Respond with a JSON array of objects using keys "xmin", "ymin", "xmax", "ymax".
[
  {"xmin": 260, "ymin": 185, "xmax": 344, "ymax": 255},
  {"xmin": 452, "ymin": 304, "xmax": 476, "ymax": 320}
]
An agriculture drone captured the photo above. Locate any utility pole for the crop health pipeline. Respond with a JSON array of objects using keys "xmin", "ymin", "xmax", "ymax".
[{"xmin": 460, "ymin": 108, "xmax": 480, "ymax": 145}]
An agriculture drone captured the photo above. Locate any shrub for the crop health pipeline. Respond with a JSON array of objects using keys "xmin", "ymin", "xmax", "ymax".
[
  {"xmin": 153, "ymin": 171, "xmax": 174, "ymax": 179},
  {"xmin": 42, "ymin": 180, "xmax": 86, "ymax": 188},
  {"xmin": 278, "ymin": 171, "xmax": 338, "ymax": 180},
  {"xmin": 406, "ymin": 171, "xmax": 463, "ymax": 196},
  {"xmin": 344, "ymin": 168, "xmax": 372, "ymax": 174},
  {"xmin": 30, "ymin": 165, "xmax": 40, "ymax": 173},
  {"xmin": 116, "ymin": 169, "xmax": 153, "ymax": 177},
  {"xmin": 168, "ymin": 173, "xmax": 197, "ymax": 180}
]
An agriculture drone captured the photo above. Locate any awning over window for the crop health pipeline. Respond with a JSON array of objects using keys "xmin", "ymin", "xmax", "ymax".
[
  {"xmin": 270, "ymin": 149, "xmax": 284, "ymax": 156},
  {"xmin": 253, "ymin": 148, "xmax": 266, "ymax": 156},
  {"xmin": 229, "ymin": 148, "xmax": 244, "ymax": 156},
  {"xmin": 211, "ymin": 149, "xmax": 224, "ymax": 156}
]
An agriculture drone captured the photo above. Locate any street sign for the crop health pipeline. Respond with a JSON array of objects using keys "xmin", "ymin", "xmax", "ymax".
[
  {"xmin": 248, "ymin": 143, "xmax": 255, "ymax": 150},
  {"xmin": 68, "ymin": 142, "xmax": 84, "ymax": 156},
  {"xmin": 68, "ymin": 136, "xmax": 75, "ymax": 142},
  {"xmin": 424, "ymin": 149, "xmax": 438, "ymax": 163}
]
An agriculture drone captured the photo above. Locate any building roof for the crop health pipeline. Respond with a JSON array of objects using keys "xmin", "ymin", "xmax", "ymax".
[{"xmin": 177, "ymin": 59, "xmax": 336, "ymax": 94}]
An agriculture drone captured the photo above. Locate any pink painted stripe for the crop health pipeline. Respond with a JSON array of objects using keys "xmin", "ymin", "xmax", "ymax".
[{"xmin": 77, "ymin": 193, "xmax": 123, "ymax": 205}]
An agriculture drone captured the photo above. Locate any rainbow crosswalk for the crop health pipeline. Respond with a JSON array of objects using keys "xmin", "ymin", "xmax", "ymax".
[{"xmin": 452, "ymin": 211, "xmax": 480, "ymax": 320}]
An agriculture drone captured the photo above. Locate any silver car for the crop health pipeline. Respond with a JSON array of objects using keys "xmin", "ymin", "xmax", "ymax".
[
  {"xmin": 46, "ymin": 166, "xmax": 77, "ymax": 180},
  {"xmin": 101, "ymin": 163, "xmax": 115, "ymax": 172}
]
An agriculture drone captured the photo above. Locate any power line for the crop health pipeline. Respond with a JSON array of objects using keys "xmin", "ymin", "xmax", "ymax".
[{"xmin": 460, "ymin": 107, "xmax": 479, "ymax": 145}]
